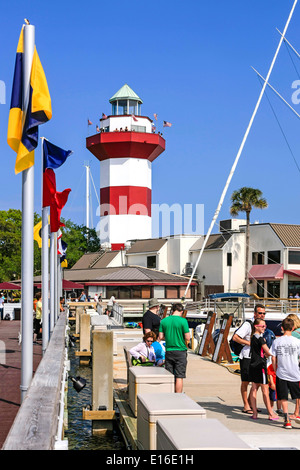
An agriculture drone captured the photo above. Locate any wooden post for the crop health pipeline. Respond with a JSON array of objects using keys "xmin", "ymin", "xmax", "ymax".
[
  {"xmin": 75, "ymin": 313, "xmax": 91, "ymax": 365},
  {"xmin": 212, "ymin": 314, "xmax": 233, "ymax": 364},
  {"xmin": 198, "ymin": 311, "xmax": 216, "ymax": 357},
  {"xmin": 74, "ymin": 306, "xmax": 84, "ymax": 337},
  {"xmin": 83, "ymin": 329, "xmax": 114, "ymax": 435}
]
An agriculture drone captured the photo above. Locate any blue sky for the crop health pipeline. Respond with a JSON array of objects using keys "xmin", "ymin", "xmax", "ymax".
[{"xmin": 1, "ymin": 0, "xmax": 300, "ymax": 235}]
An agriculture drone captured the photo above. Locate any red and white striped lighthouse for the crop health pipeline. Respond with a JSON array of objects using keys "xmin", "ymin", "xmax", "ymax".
[{"xmin": 86, "ymin": 84, "xmax": 165, "ymax": 250}]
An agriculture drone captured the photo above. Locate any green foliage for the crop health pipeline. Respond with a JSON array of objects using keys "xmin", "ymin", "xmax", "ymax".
[
  {"xmin": 0, "ymin": 210, "xmax": 100, "ymax": 281},
  {"xmin": 230, "ymin": 187, "xmax": 268, "ymax": 217},
  {"xmin": 0, "ymin": 209, "xmax": 41, "ymax": 281},
  {"xmin": 59, "ymin": 218, "xmax": 100, "ymax": 268}
]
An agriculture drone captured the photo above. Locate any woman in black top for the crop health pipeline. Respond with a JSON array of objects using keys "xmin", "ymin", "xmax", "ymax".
[{"xmin": 248, "ymin": 319, "xmax": 279, "ymax": 421}]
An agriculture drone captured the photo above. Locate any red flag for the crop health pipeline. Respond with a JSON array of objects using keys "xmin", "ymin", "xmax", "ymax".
[
  {"xmin": 154, "ymin": 113, "xmax": 158, "ymax": 120},
  {"xmin": 102, "ymin": 113, "xmax": 108, "ymax": 119},
  {"xmin": 43, "ymin": 168, "xmax": 56, "ymax": 207},
  {"xmin": 43, "ymin": 168, "xmax": 71, "ymax": 232},
  {"xmin": 88, "ymin": 119, "xmax": 92, "ymax": 125},
  {"xmin": 50, "ymin": 187, "xmax": 71, "ymax": 232},
  {"xmin": 131, "ymin": 114, "xmax": 138, "ymax": 122}
]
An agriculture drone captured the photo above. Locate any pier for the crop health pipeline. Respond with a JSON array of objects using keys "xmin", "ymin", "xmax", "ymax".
[{"xmin": 1, "ymin": 304, "xmax": 300, "ymax": 451}]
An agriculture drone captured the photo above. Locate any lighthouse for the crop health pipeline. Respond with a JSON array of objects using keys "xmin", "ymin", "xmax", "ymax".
[{"xmin": 86, "ymin": 84, "xmax": 165, "ymax": 250}]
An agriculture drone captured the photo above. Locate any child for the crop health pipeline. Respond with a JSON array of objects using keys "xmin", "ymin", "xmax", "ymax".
[
  {"xmin": 270, "ymin": 317, "xmax": 300, "ymax": 429},
  {"xmin": 248, "ymin": 318, "xmax": 278, "ymax": 420},
  {"xmin": 267, "ymin": 362, "xmax": 282, "ymax": 415}
]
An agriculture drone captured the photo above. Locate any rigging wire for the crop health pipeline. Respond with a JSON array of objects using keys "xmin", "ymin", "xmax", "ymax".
[
  {"xmin": 284, "ymin": 40, "xmax": 300, "ymax": 80},
  {"xmin": 256, "ymin": 74, "xmax": 300, "ymax": 174}
]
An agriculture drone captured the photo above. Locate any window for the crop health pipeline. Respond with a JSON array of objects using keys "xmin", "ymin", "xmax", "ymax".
[
  {"xmin": 131, "ymin": 125, "xmax": 146, "ymax": 133},
  {"xmin": 180, "ymin": 286, "xmax": 191, "ymax": 298},
  {"xmin": 252, "ymin": 252, "xmax": 264, "ymax": 265},
  {"xmin": 106, "ymin": 287, "xmax": 119, "ymax": 299},
  {"xmin": 141, "ymin": 286, "xmax": 151, "ymax": 299},
  {"xmin": 256, "ymin": 280, "xmax": 265, "ymax": 298},
  {"xmin": 288, "ymin": 281, "xmax": 300, "ymax": 298},
  {"xmin": 153, "ymin": 286, "xmax": 165, "ymax": 299},
  {"xmin": 288, "ymin": 251, "xmax": 300, "ymax": 264},
  {"xmin": 118, "ymin": 287, "xmax": 131, "ymax": 299},
  {"xmin": 267, "ymin": 250, "xmax": 281, "ymax": 264},
  {"xmin": 227, "ymin": 253, "xmax": 232, "ymax": 267},
  {"xmin": 166, "ymin": 286, "xmax": 178, "ymax": 299},
  {"xmin": 267, "ymin": 281, "xmax": 280, "ymax": 298},
  {"xmin": 117, "ymin": 100, "xmax": 128, "ymax": 115},
  {"xmin": 147, "ymin": 256, "xmax": 156, "ymax": 269},
  {"xmin": 129, "ymin": 100, "xmax": 138, "ymax": 115}
]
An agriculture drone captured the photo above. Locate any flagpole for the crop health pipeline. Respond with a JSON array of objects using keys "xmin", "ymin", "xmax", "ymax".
[
  {"xmin": 41, "ymin": 137, "xmax": 49, "ymax": 354},
  {"xmin": 183, "ymin": 0, "xmax": 298, "ymax": 300},
  {"xmin": 54, "ymin": 232, "xmax": 58, "ymax": 324},
  {"xmin": 20, "ymin": 23, "xmax": 35, "ymax": 403},
  {"xmin": 50, "ymin": 232, "xmax": 55, "ymax": 333}
]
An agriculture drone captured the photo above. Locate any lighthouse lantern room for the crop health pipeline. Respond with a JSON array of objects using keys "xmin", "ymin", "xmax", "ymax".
[{"xmin": 86, "ymin": 84, "xmax": 165, "ymax": 250}]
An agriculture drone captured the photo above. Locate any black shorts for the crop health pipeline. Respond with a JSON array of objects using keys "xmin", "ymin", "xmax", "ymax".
[
  {"xmin": 240, "ymin": 357, "xmax": 251, "ymax": 382},
  {"xmin": 165, "ymin": 350, "xmax": 187, "ymax": 379},
  {"xmin": 33, "ymin": 318, "xmax": 41, "ymax": 335},
  {"xmin": 276, "ymin": 376, "xmax": 300, "ymax": 401}
]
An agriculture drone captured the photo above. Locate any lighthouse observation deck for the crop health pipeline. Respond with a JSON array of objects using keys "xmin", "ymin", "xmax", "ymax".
[{"xmin": 86, "ymin": 123, "xmax": 165, "ymax": 162}]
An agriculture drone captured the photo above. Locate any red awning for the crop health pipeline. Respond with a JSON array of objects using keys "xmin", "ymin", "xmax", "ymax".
[
  {"xmin": 0, "ymin": 282, "xmax": 21, "ymax": 290},
  {"xmin": 62, "ymin": 280, "xmax": 84, "ymax": 290},
  {"xmin": 34, "ymin": 280, "xmax": 84, "ymax": 291},
  {"xmin": 284, "ymin": 269, "xmax": 300, "ymax": 278},
  {"xmin": 248, "ymin": 264, "xmax": 284, "ymax": 280}
]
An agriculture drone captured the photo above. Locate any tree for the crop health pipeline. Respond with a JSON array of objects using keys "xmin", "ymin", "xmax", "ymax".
[
  {"xmin": 60, "ymin": 218, "xmax": 100, "ymax": 268},
  {"xmin": 230, "ymin": 187, "xmax": 268, "ymax": 294},
  {"xmin": 0, "ymin": 209, "xmax": 41, "ymax": 281}
]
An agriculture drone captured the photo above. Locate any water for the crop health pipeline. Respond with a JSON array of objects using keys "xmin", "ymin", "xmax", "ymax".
[{"xmin": 65, "ymin": 337, "xmax": 126, "ymax": 450}]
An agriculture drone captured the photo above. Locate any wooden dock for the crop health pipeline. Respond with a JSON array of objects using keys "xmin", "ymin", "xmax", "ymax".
[
  {"xmin": 112, "ymin": 329, "xmax": 300, "ymax": 450},
  {"xmin": 0, "ymin": 320, "xmax": 42, "ymax": 448}
]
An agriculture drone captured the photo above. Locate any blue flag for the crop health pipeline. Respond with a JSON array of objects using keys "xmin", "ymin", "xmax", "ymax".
[{"xmin": 43, "ymin": 139, "xmax": 72, "ymax": 171}]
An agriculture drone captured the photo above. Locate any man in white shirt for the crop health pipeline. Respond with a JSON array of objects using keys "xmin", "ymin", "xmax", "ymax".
[
  {"xmin": 271, "ymin": 317, "xmax": 300, "ymax": 429},
  {"xmin": 231, "ymin": 303, "xmax": 266, "ymax": 413}
]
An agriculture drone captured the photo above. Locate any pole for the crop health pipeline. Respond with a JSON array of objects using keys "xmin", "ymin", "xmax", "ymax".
[
  {"xmin": 50, "ymin": 232, "xmax": 55, "ymax": 333},
  {"xmin": 54, "ymin": 232, "xmax": 58, "ymax": 324},
  {"xmin": 85, "ymin": 162, "xmax": 90, "ymax": 229},
  {"xmin": 183, "ymin": 0, "xmax": 298, "ymax": 299},
  {"xmin": 41, "ymin": 138, "xmax": 50, "ymax": 354},
  {"xmin": 20, "ymin": 24, "xmax": 35, "ymax": 402}
]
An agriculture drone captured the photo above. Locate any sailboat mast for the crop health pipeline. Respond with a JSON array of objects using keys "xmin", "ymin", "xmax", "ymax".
[{"xmin": 84, "ymin": 161, "xmax": 90, "ymax": 229}]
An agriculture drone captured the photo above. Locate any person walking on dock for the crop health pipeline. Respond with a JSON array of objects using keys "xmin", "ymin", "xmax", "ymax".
[
  {"xmin": 248, "ymin": 318, "xmax": 279, "ymax": 421},
  {"xmin": 231, "ymin": 303, "xmax": 266, "ymax": 413},
  {"xmin": 142, "ymin": 298, "xmax": 161, "ymax": 338},
  {"xmin": 159, "ymin": 303, "xmax": 190, "ymax": 393},
  {"xmin": 270, "ymin": 317, "xmax": 300, "ymax": 429},
  {"xmin": 33, "ymin": 293, "xmax": 42, "ymax": 344}
]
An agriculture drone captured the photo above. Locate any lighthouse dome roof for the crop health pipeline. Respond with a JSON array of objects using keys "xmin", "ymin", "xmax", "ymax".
[{"xmin": 109, "ymin": 84, "xmax": 143, "ymax": 104}]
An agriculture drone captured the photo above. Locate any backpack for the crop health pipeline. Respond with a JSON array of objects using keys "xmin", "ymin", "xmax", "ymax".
[{"xmin": 229, "ymin": 320, "xmax": 253, "ymax": 356}]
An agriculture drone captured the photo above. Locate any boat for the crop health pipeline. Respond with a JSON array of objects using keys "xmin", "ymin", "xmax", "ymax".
[{"xmin": 185, "ymin": 292, "xmax": 291, "ymax": 336}]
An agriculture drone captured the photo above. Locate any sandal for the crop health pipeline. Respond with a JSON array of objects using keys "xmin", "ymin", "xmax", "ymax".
[{"xmin": 242, "ymin": 409, "xmax": 253, "ymax": 414}]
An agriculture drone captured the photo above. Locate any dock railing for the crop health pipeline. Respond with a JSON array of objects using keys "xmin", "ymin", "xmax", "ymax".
[
  {"xmin": 186, "ymin": 297, "xmax": 300, "ymax": 316},
  {"xmin": 2, "ymin": 311, "xmax": 68, "ymax": 450}
]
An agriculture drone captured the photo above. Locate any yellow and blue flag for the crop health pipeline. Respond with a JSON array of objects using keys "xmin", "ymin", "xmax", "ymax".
[{"xmin": 7, "ymin": 26, "xmax": 52, "ymax": 174}]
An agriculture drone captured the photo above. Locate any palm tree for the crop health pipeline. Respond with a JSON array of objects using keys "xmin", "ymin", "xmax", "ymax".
[{"xmin": 230, "ymin": 187, "xmax": 268, "ymax": 294}]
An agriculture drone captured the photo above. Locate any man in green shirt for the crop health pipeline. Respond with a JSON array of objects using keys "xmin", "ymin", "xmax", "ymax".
[{"xmin": 159, "ymin": 303, "xmax": 190, "ymax": 393}]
